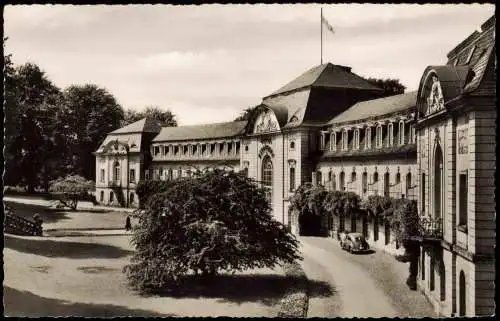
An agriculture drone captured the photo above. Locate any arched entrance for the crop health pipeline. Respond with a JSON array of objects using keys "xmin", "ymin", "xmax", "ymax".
[
  {"xmin": 434, "ymin": 143, "xmax": 444, "ymax": 220},
  {"xmin": 459, "ymin": 271, "xmax": 466, "ymax": 316},
  {"xmin": 298, "ymin": 213, "xmax": 322, "ymax": 236}
]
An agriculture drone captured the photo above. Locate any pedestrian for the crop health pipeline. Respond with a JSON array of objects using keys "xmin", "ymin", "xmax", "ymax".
[{"xmin": 125, "ymin": 216, "xmax": 132, "ymax": 231}]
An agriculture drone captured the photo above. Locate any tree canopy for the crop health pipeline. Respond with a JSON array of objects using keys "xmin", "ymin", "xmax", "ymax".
[
  {"xmin": 362, "ymin": 77, "xmax": 406, "ymax": 97},
  {"xmin": 124, "ymin": 168, "xmax": 301, "ymax": 293},
  {"xmin": 49, "ymin": 175, "xmax": 95, "ymax": 210},
  {"xmin": 122, "ymin": 106, "xmax": 177, "ymax": 127}
]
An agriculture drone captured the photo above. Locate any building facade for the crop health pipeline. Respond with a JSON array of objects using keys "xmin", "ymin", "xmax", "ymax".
[
  {"xmin": 413, "ymin": 16, "xmax": 495, "ymax": 316},
  {"xmin": 95, "ymin": 15, "xmax": 495, "ymax": 317}
]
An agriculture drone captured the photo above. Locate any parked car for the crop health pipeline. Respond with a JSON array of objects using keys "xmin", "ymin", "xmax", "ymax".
[{"xmin": 340, "ymin": 232, "xmax": 370, "ymax": 253}]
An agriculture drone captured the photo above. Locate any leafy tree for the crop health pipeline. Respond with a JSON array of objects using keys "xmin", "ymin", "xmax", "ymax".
[
  {"xmin": 234, "ymin": 107, "xmax": 255, "ymax": 121},
  {"xmin": 135, "ymin": 179, "xmax": 173, "ymax": 209},
  {"xmin": 4, "ymin": 61, "xmax": 63, "ymax": 192},
  {"xmin": 49, "ymin": 175, "xmax": 95, "ymax": 210},
  {"xmin": 122, "ymin": 105, "xmax": 177, "ymax": 127},
  {"xmin": 62, "ymin": 84, "xmax": 125, "ymax": 180},
  {"xmin": 124, "ymin": 168, "xmax": 301, "ymax": 293},
  {"xmin": 362, "ymin": 77, "xmax": 406, "ymax": 97}
]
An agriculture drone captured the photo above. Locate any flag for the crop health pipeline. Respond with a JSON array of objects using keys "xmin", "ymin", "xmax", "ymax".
[{"xmin": 321, "ymin": 13, "xmax": 335, "ymax": 35}]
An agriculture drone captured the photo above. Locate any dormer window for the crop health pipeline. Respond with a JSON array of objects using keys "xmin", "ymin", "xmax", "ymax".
[
  {"xmin": 388, "ymin": 123, "xmax": 394, "ymax": 147},
  {"xmin": 342, "ymin": 130, "xmax": 349, "ymax": 151},
  {"xmin": 353, "ymin": 129, "xmax": 360, "ymax": 150},
  {"xmin": 376, "ymin": 125, "xmax": 383, "ymax": 148},
  {"xmin": 398, "ymin": 121, "xmax": 405, "ymax": 145},
  {"xmin": 466, "ymin": 45, "xmax": 476, "ymax": 64},
  {"xmin": 365, "ymin": 127, "xmax": 372, "ymax": 149}
]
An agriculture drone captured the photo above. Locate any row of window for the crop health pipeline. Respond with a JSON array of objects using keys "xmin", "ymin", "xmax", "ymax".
[
  {"xmin": 152, "ymin": 141, "xmax": 241, "ymax": 158},
  {"xmin": 99, "ymin": 190, "xmax": 135, "ymax": 204},
  {"xmin": 315, "ymin": 170, "xmax": 415, "ymax": 198},
  {"xmin": 321, "ymin": 121, "xmax": 416, "ymax": 151},
  {"xmin": 99, "ymin": 163, "xmax": 136, "ymax": 183}
]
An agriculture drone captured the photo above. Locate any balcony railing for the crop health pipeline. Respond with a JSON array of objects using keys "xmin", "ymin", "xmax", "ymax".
[{"xmin": 409, "ymin": 216, "xmax": 443, "ymax": 243}]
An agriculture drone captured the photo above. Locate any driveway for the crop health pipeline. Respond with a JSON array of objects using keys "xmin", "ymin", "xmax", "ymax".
[{"xmin": 299, "ymin": 236, "xmax": 436, "ymax": 318}]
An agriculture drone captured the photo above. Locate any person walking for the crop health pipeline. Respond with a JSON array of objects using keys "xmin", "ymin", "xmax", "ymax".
[{"xmin": 125, "ymin": 216, "xmax": 132, "ymax": 231}]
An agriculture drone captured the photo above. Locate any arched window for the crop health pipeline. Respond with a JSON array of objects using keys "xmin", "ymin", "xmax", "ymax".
[
  {"xmin": 406, "ymin": 172, "xmax": 412, "ymax": 195},
  {"xmin": 384, "ymin": 172, "xmax": 390, "ymax": 197},
  {"xmin": 262, "ymin": 155, "xmax": 273, "ymax": 201},
  {"xmin": 459, "ymin": 271, "xmax": 466, "ymax": 316},
  {"xmin": 316, "ymin": 171, "xmax": 323, "ymax": 186},
  {"xmin": 262, "ymin": 155, "xmax": 273, "ymax": 188},
  {"xmin": 100, "ymin": 191, "xmax": 104, "ymax": 202},
  {"xmin": 351, "ymin": 171, "xmax": 356, "ymax": 183},
  {"xmin": 373, "ymin": 172, "xmax": 379, "ymax": 195},
  {"xmin": 396, "ymin": 172, "xmax": 401, "ymax": 185},
  {"xmin": 109, "ymin": 191, "xmax": 114, "ymax": 203},
  {"xmin": 434, "ymin": 143, "xmax": 444, "ymax": 220},
  {"xmin": 130, "ymin": 193, "xmax": 135, "ymax": 204},
  {"xmin": 332, "ymin": 174, "xmax": 336, "ymax": 191},
  {"xmin": 290, "ymin": 141, "xmax": 295, "ymax": 150},
  {"xmin": 362, "ymin": 172, "xmax": 368, "ymax": 195},
  {"xmin": 340, "ymin": 171, "xmax": 345, "ymax": 191},
  {"xmin": 113, "ymin": 161, "xmax": 120, "ymax": 182}
]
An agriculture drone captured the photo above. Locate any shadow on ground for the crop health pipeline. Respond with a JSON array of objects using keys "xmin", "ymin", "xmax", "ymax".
[
  {"xmin": 147, "ymin": 273, "xmax": 334, "ymax": 306},
  {"xmin": 351, "ymin": 249, "xmax": 376, "ymax": 255},
  {"xmin": 4, "ymin": 201, "xmax": 71, "ymax": 223},
  {"xmin": 4, "ymin": 234, "xmax": 133, "ymax": 259},
  {"xmin": 3, "ymin": 286, "xmax": 172, "ymax": 317},
  {"xmin": 4, "ymin": 201, "xmax": 115, "ymax": 222}
]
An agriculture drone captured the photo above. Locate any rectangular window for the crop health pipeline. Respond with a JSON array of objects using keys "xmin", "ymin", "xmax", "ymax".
[
  {"xmin": 458, "ymin": 172, "xmax": 468, "ymax": 228},
  {"xmin": 129, "ymin": 169, "xmax": 136, "ymax": 183},
  {"xmin": 289, "ymin": 167, "xmax": 296, "ymax": 191},
  {"xmin": 154, "ymin": 146, "xmax": 160, "ymax": 156},
  {"xmin": 100, "ymin": 169, "xmax": 105, "ymax": 182}
]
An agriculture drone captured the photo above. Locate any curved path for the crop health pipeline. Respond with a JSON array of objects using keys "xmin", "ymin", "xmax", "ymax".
[{"xmin": 299, "ymin": 237, "xmax": 436, "ymax": 318}]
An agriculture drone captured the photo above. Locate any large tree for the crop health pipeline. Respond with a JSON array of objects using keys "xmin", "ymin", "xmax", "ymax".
[
  {"xmin": 362, "ymin": 77, "xmax": 406, "ymax": 97},
  {"xmin": 124, "ymin": 168, "xmax": 301, "ymax": 293},
  {"xmin": 62, "ymin": 84, "xmax": 125, "ymax": 180},
  {"xmin": 122, "ymin": 105, "xmax": 177, "ymax": 127},
  {"xmin": 4, "ymin": 61, "xmax": 63, "ymax": 192},
  {"xmin": 234, "ymin": 107, "xmax": 255, "ymax": 121}
]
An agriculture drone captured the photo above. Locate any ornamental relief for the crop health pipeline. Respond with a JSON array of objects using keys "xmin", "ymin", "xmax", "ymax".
[
  {"xmin": 254, "ymin": 110, "xmax": 279, "ymax": 134},
  {"xmin": 426, "ymin": 75, "xmax": 445, "ymax": 115},
  {"xmin": 458, "ymin": 128, "xmax": 469, "ymax": 154}
]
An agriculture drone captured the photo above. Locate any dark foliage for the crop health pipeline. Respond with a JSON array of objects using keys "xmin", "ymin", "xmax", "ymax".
[{"xmin": 124, "ymin": 169, "xmax": 302, "ymax": 293}]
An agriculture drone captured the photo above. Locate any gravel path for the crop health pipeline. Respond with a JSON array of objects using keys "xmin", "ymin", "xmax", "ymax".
[{"xmin": 299, "ymin": 237, "xmax": 436, "ymax": 318}]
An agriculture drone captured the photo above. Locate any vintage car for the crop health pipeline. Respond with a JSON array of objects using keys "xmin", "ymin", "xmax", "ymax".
[{"xmin": 340, "ymin": 232, "xmax": 370, "ymax": 253}]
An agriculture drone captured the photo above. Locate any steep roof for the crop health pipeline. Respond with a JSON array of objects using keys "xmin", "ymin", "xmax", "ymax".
[
  {"xmin": 153, "ymin": 121, "xmax": 248, "ymax": 142},
  {"xmin": 328, "ymin": 91, "xmax": 417, "ymax": 125},
  {"xmin": 110, "ymin": 117, "xmax": 164, "ymax": 134},
  {"xmin": 266, "ymin": 63, "xmax": 383, "ymax": 98}
]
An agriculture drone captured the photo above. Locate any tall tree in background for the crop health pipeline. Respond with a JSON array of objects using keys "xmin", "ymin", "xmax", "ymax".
[
  {"xmin": 62, "ymin": 84, "xmax": 125, "ymax": 180},
  {"xmin": 362, "ymin": 77, "xmax": 406, "ymax": 97},
  {"xmin": 4, "ymin": 61, "xmax": 63, "ymax": 192},
  {"xmin": 234, "ymin": 107, "xmax": 255, "ymax": 121},
  {"xmin": 122, "ymin": 105, "xmax": 177, "ymax": 127}
]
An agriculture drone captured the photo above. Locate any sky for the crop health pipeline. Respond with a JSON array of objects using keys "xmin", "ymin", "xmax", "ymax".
[{"xmin": 4, "ymin": 4, "xmax": 495, "ymax": 126}]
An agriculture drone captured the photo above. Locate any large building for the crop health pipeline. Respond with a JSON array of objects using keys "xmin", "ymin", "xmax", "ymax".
[{"xmin": 95, "ymin": 15, "xmax": 495, "ymax": 316}]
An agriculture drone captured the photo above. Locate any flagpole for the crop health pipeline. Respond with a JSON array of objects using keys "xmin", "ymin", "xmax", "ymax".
[{"xmin": 320, "ymin": 7, "xmax": 323, "ymax": 65}]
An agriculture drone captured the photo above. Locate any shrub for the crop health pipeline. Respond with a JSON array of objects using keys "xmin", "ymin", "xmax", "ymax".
[
  {"xmin": 123, "ymin": 168, "xmax": 302, "ymax": 293},
  {"xmin": 135, "ymin": 179, "xmax": 173, "ymax": 208},
  {"xmin": 48, "ymin": 175, "xmax": 95, "ymax": 210}
]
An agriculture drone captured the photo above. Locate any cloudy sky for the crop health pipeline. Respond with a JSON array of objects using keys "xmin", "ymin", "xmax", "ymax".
[{"xmin": 4, "ymin": 4, "xmax": 494, "ymax": 126}]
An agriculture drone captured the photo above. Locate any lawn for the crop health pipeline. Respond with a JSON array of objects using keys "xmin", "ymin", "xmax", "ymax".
[
  {"xmin": 4, "ymin": 200, "xmax": 133, "ymax": 231},
  {"xmin": 3, "ymin": 234, "xmax": 290, "ymax": 317}
]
